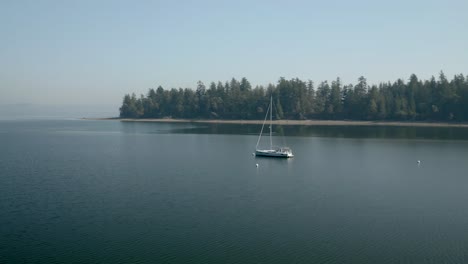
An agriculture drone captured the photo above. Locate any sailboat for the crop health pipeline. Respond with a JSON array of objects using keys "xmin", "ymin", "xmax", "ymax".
[{"xmin": 255, "ymin": 95, "xmax": 294, "ymax": 158}]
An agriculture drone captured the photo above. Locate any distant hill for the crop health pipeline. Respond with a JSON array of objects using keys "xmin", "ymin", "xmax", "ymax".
[{"xmin": 0, "ymin": 104, "xmax": 118, "ymax": 120}]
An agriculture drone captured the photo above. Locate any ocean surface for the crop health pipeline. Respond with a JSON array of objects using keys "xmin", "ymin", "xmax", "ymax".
[{"xmin": 1, "ymin": 119, "xmax": 468, "ymax": 263}]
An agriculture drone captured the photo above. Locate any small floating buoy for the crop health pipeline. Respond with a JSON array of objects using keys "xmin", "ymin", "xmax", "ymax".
[
  {"xmin": 417, "ymin": 160, "xmax": 421, "ymax": 164},
  {"xmin": 256, "ymin": 163, "xmax": 259, "ymax": 167}
]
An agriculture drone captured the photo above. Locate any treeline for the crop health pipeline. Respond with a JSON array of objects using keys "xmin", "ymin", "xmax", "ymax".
[{"xmin": 119, "ymin": 72, "xmax": 468, "ymax": 121}]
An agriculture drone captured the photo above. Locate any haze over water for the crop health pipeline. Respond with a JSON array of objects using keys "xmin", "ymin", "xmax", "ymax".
[{"xmin": 1, "ymin": 119, "xmax": 468, "ymax": 263}]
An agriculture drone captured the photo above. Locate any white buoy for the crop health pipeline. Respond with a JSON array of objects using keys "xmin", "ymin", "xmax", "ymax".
[
  {"xmin": 256, "ymin": 163, "xmax": 259, "ymax": 167},
  {"xmin": 417, "ymin": 160, "xmax": 421, "ymax": 164}
]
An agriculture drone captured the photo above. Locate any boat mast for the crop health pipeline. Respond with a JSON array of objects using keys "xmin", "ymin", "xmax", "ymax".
[
  {"xmin": 269, "ymin": 95, "xmax": 273, "ymax": 149},
  {"xmin": 256, "ymin": 98, "xmax": 270, "ymax": 150}
]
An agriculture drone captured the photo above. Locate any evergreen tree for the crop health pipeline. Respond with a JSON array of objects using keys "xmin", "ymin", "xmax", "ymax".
[{"xmin": 119, "ymin": 73, "xmax": 468, "ymax": 122}]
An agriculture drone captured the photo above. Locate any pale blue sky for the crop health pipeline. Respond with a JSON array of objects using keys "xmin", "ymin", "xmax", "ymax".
[{"xmin": 1, "ymin": 0, "xmax": 467, "ymax": 107}]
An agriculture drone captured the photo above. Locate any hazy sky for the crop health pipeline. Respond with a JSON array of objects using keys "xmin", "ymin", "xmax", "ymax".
[{"xmin": 1, "ymin": 0, "xmax": 467, "ymax": 107}]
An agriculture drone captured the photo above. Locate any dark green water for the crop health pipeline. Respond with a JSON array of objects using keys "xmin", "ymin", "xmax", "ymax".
[{"xmin": 1, "ymin": 119, "xmax": 468, "ymax": 263}]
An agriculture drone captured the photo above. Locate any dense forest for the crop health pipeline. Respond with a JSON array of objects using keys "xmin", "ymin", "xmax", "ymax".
[{"xmin": 120, "ymin": 72, "xmax": 468, "ymax": 121}]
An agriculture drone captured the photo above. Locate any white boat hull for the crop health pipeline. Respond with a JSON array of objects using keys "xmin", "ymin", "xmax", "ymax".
[{"xmin": 255, "ymin": 149, "xmax": 294, "ymax": 158}]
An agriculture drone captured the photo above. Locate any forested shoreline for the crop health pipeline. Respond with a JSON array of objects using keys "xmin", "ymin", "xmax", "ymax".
[{"xmin": 119, "ymin": 72, "xmax": 468, "ymax": 121}]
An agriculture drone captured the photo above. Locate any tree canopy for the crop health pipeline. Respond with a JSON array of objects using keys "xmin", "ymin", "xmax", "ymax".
[{"xmin": 120, "ymin": 72, "xmax": 468, "ymax": 121}]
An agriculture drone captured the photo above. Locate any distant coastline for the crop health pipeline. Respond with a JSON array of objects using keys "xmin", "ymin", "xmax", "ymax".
[{"xmin": 83, "ymin": 118, "xmax": 468, "ymax": 128}]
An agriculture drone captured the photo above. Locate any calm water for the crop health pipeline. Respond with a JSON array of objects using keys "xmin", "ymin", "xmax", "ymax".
[{"xmin": 1, "ymin": 119, "xmax": 468, "ymax": 263}]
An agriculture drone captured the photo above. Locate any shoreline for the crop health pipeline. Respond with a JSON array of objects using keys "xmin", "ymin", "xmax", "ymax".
[{"xmin": 82, "ymin": 118, "xmax": 468, "ymax": 128}]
